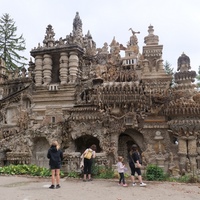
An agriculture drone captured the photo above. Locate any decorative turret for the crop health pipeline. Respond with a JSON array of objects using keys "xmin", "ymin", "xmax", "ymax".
[
  {"xmin": 141, "ymin": 25, "xmax": 172, "ymax": 96},
  {"xmin": 43, "ymin": 24, "xmax": 55, "ymax": 47},
  {"xmin": 144, "ymin": 25, "xmax": 159, "ymax": 45},
  {"xmin": 72, "ymin": 12, "xmax": 83, "ymax": 45},
  {"xmin": 142, "ymin": 25, "xmax": 166, "ymax": 76},
  {"xmin": 73, "ymin": 12, "xmax": 83, "ymax": 37},
  {"xmin": 174, "ymin": 53, "xmax": 196, "ymax": 96},
  {"xmin": 177, "ymin": 52, "xmax": 191, "ymax": 72},
  {"xmin": 166, "ymin": 53, "xmax": 197, "ymax": 118},
  {"xmin": 166, "ymin": 53, "xmax": 199, "ymax": 172}
]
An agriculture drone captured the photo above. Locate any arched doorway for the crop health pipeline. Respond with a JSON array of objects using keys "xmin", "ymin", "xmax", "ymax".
[
  {"xmin": 118, "ymin": 129, "xmax": 144, "ymax": 163},
  {"xmin": 75, "ymin": 135, "xmax": 102, "ymax": 154}
]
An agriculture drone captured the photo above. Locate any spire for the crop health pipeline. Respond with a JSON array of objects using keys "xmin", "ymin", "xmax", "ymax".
[
  {"xmin": 86, "ymin": 30, "xmax": 92, "ymax": 39},
  {"xmin": 73, "ymin": 12, "xmax": 83, "ymax": 37},
  {"xmin": 177, "ymin": 52, "xmax": 191, "ymax": 72},
  {"xmin": 144, "ymin": 25, "xmax": 159, "ymax": 45},
  {"xmin": 43, "ymin": 24, "xmax": 55, "ymax": 47}
]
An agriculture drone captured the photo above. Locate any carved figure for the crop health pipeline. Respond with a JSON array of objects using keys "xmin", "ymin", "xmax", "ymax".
[{"xmin": 129, "ymin": 28, "xmax": 140, "ymax": 46}]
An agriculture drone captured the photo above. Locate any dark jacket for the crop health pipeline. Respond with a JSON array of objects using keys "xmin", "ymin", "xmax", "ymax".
[
  {"xmin": 47, "ymin": 145, "xmax": 63, "ymax": 167},
  {"xmin": 133, "ymin": 151, "xmax": 142, "ymax": 164},
  {"xmin": 128, "ymin": 150, "xmax": 142, "ymax": 165}
]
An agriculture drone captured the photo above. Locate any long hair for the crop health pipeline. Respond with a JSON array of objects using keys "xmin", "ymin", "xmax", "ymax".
[{"xmin": 51, "ymin": 140, "xmax": 60, "ymax": 150}]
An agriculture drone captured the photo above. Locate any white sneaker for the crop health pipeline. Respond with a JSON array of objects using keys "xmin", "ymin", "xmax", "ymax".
[
  {"xmin": 132, "ymin": 183, "xmax": 137, "ymax": 186},
  {"xmin": 140, "ymin": 182, "xmax": 146, "ymax": 187}
]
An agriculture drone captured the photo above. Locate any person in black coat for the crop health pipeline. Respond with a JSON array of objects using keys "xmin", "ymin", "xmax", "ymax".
[
  {"xmin": 47, "ymin": 141, "xmax": 63, "ymax": 189},
  {"xmin": 128, "ymin": 144, "xmax": 146, "ymax": 187}
]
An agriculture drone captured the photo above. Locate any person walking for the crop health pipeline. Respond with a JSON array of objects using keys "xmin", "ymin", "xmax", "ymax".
[
  {"xmin": 116, "ymin": 156, "xmax": 128, "ymax": 187},
  {"xmin": 47, "ymin": 140, "xmax": 63, "ymax": 189},
  {"xmin": 82, "ymin": 144, "xmax": 96, "ymax": 181},
  {"xmin": 128, "ymin": 144, "xmax": 146, "ymax": 187}
]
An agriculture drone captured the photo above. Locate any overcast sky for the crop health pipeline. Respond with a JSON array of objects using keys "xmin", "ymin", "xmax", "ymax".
[{"xmin": 1, "ymin": 0, "xmax": 200, "ymax": 73}]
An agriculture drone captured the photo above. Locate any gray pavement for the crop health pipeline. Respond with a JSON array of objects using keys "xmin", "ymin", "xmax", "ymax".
[{"xmin": 0, "ymin": 175, "xmax": 199, "ymax": 200}]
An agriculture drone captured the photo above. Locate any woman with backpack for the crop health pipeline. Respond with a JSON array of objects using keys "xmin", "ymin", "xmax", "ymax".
[{"xmin": 82, "ymin": 144, "xmax": 97, "ymax": 182}]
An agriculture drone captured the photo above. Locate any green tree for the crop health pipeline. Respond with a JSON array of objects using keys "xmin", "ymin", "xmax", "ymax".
[
  {"xmin": 164, "ymin": 60, "xmax": 174, "ymax": 86},
  {"xmin": 164, "ymin": 60, "xmax": 173, "ymax": 75},
  {"xmin": 0, "ymin": 13, "xmax": 27, "ymax": 71},
  {"xmin": 196, "ymin": 66, "xmax": 200, "ymax": 89}
]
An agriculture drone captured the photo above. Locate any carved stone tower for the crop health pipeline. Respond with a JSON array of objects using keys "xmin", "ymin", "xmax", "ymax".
[{"xmin": 167, "ymin": 53, "xmax": 200, "ymax": 172}]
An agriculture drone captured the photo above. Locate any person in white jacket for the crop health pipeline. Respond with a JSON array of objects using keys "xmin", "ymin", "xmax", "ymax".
[{"xmin": 116, "ymin": 156, "xmax": 128, "ymax": 187}]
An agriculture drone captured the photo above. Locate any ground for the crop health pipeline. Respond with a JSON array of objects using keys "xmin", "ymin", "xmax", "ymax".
[{"xmin": 0, "ymin": 176, "xmax": 199, "ymax": 200}]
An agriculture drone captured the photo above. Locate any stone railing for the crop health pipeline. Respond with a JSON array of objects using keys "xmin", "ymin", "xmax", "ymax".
[
  {"xmin": 6, "ymin": 152, "xmax": 31, "ymax": 165},
  {"xmin": 62, "ymin": 152, "xmax": 108, "ymax": 173}
]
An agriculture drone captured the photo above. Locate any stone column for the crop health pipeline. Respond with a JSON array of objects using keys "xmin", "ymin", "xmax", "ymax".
[
  {"xmin": 142, "ymin": 59, "xmax": 149, "ymax": 74},
  {"xmin": 35, "ymin": 55, "xmax": 43, "ymax": 86},
  {"xmin": 68, "ymin": 51, "xmax": 79, "ymax": 83},
  {"xmin": 43, "ymin": 54, "xmax": 52, "ymax": 85},
  {"xmin": 188, "ymin": 138, "xmax": 197, "ymax": 171},
  {"xmin": 178, "ymin": 137, "xmax": 187, "ymax": 171},
  {"xmin": 59, "ymin": 52, "xmax": 68, "ymax": 84}
]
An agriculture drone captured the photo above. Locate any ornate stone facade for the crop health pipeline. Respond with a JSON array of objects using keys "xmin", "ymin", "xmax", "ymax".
[{"xmin": 0, "ymin": 13, "xmax": 200, "ymax": 174}]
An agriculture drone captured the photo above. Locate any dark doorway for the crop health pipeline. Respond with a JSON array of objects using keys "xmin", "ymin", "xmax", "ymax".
[{"xmin": 75, "ymin": 135, "xmax": 102, "ymax": 153}]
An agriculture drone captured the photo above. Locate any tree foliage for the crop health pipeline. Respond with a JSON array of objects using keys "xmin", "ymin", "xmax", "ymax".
[
  {"xmin": 164, "ymin": 60, "xmax": 174, "ymax": 86},
  {"xmin": 196, "ymin": 66, "xmax": 200, "ymax": 89},
  {"xmin": 164, "ymin": 60, "xmax": 173, "ymax": 75},
  {"xmin": 0, "ymin": 13, "xmax": 27, "ymax": 71}
]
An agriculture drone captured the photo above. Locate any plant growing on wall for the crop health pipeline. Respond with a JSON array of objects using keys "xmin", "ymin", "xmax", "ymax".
[{"xmin": 0, "ymin": 13, "xmax": 27, "ymax": 71}]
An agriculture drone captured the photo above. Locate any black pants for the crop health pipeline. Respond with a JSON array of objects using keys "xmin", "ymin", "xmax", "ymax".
[
  {"xmin": 83, "ymin": 158, "xmax": 93, "ymax": 174},
  {"xmin": 119, "ymin": 172, "xmax": 125, "ymax": 184}
]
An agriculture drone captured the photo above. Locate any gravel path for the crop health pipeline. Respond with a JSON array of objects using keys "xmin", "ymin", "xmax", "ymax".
[{"xmin": 0, "ymin": 176, "xmax": 200, "ymax": 200}]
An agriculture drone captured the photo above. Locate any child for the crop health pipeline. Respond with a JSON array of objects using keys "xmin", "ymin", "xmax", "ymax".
[{"xmin": 116, "ymin": 156, "xmax": 128, "ymax": 187}]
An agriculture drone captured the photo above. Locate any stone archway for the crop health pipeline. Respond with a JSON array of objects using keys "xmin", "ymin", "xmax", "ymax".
[
  {"xmin": 118, "ymin": 128, "xmax": 145, "ymax": 163},
  {"xmin": 75, "ymin": 135, "xmax": 102, "ymax": 153}
]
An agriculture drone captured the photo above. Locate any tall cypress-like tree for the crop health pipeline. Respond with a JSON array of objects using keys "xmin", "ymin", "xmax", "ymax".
[
  {"xmin": 0, "ymin": 13, "xmax": 27, "ymax": 71},
  {"xmin": 196, "ymin": 66, "xmax": 200, "ymax": 89},
  {"xmin": 164, "ymin": 60, "xmax": 173, "ymax": 75},
  {"xmin": 164, "ymin": 60, "xmax": 174, "ymax": 86}
]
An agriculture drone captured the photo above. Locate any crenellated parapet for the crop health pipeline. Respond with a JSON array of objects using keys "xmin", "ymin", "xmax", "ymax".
[{"xmin": 165, "ymin": 98, "xmax": 200, "ymax": 116}]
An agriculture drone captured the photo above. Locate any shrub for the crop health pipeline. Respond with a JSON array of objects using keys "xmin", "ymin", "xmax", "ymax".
[
  {"xmin": 145, "ymin": 164, "xmax": 166, "ymax": 181},
  {"xmin": 0, "ymin": 164, "xmax": 64, "ymax": 177}
]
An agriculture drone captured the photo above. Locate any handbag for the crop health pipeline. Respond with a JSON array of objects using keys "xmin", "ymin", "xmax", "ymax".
[
  {"xmin": 134, "ymin": 163, "xmax": 141, "ymax": 168},
  {"xmin": 130, "ymin": 152, "xmax": 141, "ymax": 168}
]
